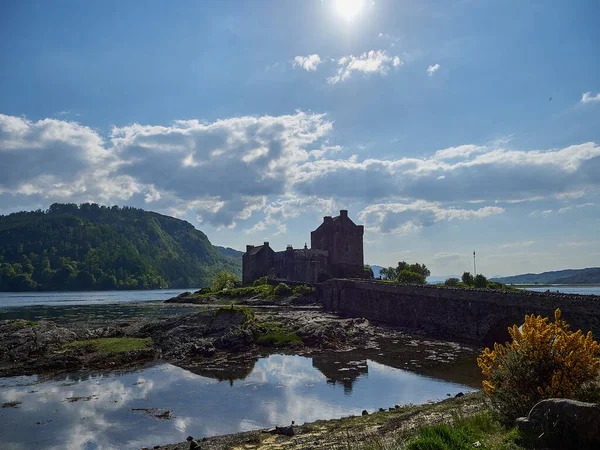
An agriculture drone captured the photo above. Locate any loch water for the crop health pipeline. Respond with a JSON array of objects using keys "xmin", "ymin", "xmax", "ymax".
[
  {"xmin": 0, "ymin": 289, "xmax": 480, "ymax": 449},
  {"xmin": 0, "ymin": 354, "xmax": 477, "ymax": 450}
]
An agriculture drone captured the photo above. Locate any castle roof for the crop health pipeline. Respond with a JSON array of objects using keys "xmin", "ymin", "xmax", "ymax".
[{"xmin": 247, "ymin": 245, "xmax": 266, "ymax": 255}]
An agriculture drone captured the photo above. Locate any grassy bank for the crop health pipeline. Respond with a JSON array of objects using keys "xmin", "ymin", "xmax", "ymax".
[
  {"xmin": 63, "ymin": 337, "xmax": 152, "ymax": 353},
  {"xmin": 158, "ymin": 392, "xmax": 549, "ymax": 450}
]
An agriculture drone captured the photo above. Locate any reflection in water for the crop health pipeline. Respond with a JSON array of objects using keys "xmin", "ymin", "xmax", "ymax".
[
  {"xmin": 0, "ymin": 355, "xmax": 476, "ymax": 450},
  {"xmin": 312, "ymin": 353, "xmax": 369, "ymax": 394}
]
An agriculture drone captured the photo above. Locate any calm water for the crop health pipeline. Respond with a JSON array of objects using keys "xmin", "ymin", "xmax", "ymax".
[
  {"xmin": 0, "ymin": 355, "xmax": 475, "ymax": 450},
  {"xmin": 0, "ymin": 289, "xmax": 195, "ymax": 308},
  {"xmin": 523, "ymin": 286, "xmax": 600, "ymax": 295}
]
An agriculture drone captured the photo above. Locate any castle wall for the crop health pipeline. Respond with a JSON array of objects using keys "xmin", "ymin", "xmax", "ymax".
[
  {"xmin": 274, "ymin": 249, "xmax": 328, "ymax": 283},
  {"xmin": 242, "ymin": 244, "xmax": 275, "ymax": 285},
  {"xmin": 311, "ymin": 210, "xmax": 364, "ymax": 278},
  {"xmin": 319, "ymin": 279, "xmax": 600, "ymax": 346}
]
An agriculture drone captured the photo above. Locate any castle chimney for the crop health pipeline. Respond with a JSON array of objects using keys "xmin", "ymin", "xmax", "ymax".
[
  {"xmin": 340, "ymin": 209, "xmax": 348, "ymax": 218},
  {"xmin": 246, "ymin": 245, "xmax": 253, "ymax": 252},
  {"xmin": 263, "ymin": 241, "xmax": 269, "ymax": 247},
  {"xmin": 324, "ymin": 216, "xmax": 333, "ymax": 223}
]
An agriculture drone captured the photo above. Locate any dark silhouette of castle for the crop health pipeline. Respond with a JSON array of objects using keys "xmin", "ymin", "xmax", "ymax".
[{"xmin": 243, "ymin": 210, "xmax": 365, "ymax": 285}]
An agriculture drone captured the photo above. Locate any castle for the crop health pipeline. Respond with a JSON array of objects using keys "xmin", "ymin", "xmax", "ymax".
[{"xmin": 242, "ymin": 210, "xmax": 365, "ymax": 285}]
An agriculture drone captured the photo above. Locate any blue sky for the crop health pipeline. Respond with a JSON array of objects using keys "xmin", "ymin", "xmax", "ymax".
[{"xmin": 1, "ymin": 0, "xmax": 599, "ymax": 276}]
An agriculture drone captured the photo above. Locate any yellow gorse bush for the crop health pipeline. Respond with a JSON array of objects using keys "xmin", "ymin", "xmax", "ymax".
[{"xmin": 478, "ymin": 308, "xmax": 600, "ymax": 403}]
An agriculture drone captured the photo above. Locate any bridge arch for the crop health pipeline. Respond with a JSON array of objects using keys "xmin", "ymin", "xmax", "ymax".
[{"xmin": 483, "ymin": 316, "xmax": 523, "ymax": 349}]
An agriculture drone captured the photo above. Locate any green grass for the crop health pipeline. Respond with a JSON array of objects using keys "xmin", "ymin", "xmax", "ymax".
[
  {"xmin": 198, "ymin": 282, "xmax": 315, "ymax": 302},
  {"xmin": 257, "ymin": 321, "xmax": 303, "ymax": 347},
  {"xmin": 63, "ymin": 337, "xmax": 152, "ymax": 353},
  {"xmin": 9, "ymin": 320, "xmax": 38, "ymax": 327},
  {"xmin": 403, "ymin": 411, "xmax": 526, "ymax": 450},
  {"xmin": 213, "ymin": 304, "xmax": 255, "ymax": 323}
]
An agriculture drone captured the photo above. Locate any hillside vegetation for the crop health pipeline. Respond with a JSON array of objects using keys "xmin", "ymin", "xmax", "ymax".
[
  {"xmin": 0, "ymin": 203, "xmax": 241, "ymax": 291},
  {"xmin": 491, "ymin": 267, "xmax": 600, "ymax": 285}
]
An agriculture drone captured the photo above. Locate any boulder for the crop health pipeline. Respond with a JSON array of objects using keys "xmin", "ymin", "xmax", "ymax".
[{"xmin": 516, "ymin": 398, "xmax": 600, "ymax": 444}]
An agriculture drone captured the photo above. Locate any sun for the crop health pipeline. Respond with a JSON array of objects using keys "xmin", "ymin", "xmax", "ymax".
[{"xmin": 334, "ymin": 0, "xmax": 364, "ymax": 21}]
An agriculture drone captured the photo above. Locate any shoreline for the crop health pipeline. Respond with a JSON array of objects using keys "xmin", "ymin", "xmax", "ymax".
[{"xmin": 148, "ymin": 391, "xmax": 485, "ymax": 450}]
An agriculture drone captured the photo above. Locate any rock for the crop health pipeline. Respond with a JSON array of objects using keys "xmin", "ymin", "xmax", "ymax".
[
  {"xmin": 186, "ymin": 435, "xmax": 201, "ymax": 449},
  {"xmin": 516, "ymin": 398, "xmax": 600, "ymax": 444},
  {"xmin": 379, "ymin": 408, "xmax": 385, "ymax": 412},
  {"xmin": 454, "ymin": 392, "xmax": 464, "ymax": 398},
  {"xmin": 362, "ymin": 410, "xmax": 368, "ymax": 416},
  {"xmin": 273, "ymin": 425, "xmax": 295, "ymax": 436},
  {"xmin": 0, "ymin": 320, "xmax": 77, "ymax": 363}
]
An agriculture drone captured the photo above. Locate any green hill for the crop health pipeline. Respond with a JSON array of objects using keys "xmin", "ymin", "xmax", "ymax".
[
  {"xmin": 0, "ymin": 203, "xmax": 241, "ymax": 291},
  {"xmin": 491, "ymin": 267, "xmax": 600, "ymax": 285}
]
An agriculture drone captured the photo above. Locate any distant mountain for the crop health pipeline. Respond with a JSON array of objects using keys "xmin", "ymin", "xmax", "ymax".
[
  {"xmin": 491, "ymin": 267, "xmax": 600, "ymax": 285},
  {"xmin": 427, "ymin": 275, "xmax": 461, "ymax": 284},
  {"xmin": 369, "ymin": 265, "xmax": 384, "ymax": 278},
  {"xmin": 215, "ymin": 246, "xmax": 244, "ymax": 258},
  {"xmin": 0, "ymin": 203, "xmax": 241, "ymax": 291}
]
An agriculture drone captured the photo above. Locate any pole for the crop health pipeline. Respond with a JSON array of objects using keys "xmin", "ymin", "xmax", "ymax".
[{"xmin": 473, "ymin": 250, "xmax": 476, "ymax": 277}]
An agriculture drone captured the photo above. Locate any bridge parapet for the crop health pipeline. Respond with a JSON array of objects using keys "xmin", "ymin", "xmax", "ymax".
[{"xmin": 318, "ymin": 279, "xmax": 600, "ymax": 346}]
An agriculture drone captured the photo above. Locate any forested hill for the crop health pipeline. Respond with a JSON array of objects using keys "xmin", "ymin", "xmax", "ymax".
[
  {"xmin": 0, "ymin": 203, "xmax": 242, "ymax": 291},
  {"xmin": 491, "ymin": 267, "xmax": 600, "ymax": 285}
]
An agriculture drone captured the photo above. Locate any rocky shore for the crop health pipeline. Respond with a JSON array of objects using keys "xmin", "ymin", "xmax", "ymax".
[{"xmin": 0, "ymin": 289, "xmax": 480, "ymax": 381}]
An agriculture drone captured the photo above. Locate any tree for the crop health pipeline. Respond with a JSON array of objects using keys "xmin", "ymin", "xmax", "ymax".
[
  {"xmin": 462, "ymin": 272, "xmax": 474, "ymax": 286},
  {"xmin": 211, "ymin": 271, "xmax": 241, "ymax": 292},
  {"xmin": 380, "ymin": 267, "xmax": 397, "ymax": 280},
  {"xmin": 444, "ymin": 277, "xmax": 459, "ymax": 286},
  {"xmin": 474, "ymin": 273, "xmax": 488, "ymax": 288},
  {"xmin": 397, "ymin": 261, "xmax": 430, "ymax": 279},
  {"xmin": 364, "ymin": 265, "xmax": 374, "ymax": 278},
  {"xmin": 397, "ymin": 269, "xmax": 426, "ymax": 284}
]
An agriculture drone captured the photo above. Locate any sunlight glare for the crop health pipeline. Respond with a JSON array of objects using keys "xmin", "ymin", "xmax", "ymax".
[{"xmin": 334, "ymin": 0, "xmax": 364, "ymax": 21}]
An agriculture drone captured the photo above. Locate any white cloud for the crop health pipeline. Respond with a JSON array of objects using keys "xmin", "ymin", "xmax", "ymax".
[
  {"xmin": 433, "ymin": 145, "xmax": 483, "ymax": 160},
  {"xmin": 581, "ymin": 92, "xmax": 600, "ymax": 103},
  {"xmin": 358, "ymin": 201, "xmax": 504, "ymax": 234},
  {"xmin": 2, "ymin": 111, "xmax": 600, "ymax": 234},
  {"xmin": 498, "ymin": 241, "xmax": 535, "ymax": 249},
  {"xmin": 293, "ymin": 54, "xmax": 321, "ymax": 71},
  {"xmin": 427, "ymin": 63, "xmax": 440, "ymax": 76},
  {"xmin": 327, "ymin": 50, "xmax": 402, "ymax": 84}
]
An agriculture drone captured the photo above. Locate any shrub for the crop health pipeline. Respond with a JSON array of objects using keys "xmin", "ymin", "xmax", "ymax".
[
  {"xmin": 444, "ymin": 277, "xmax": 459, "ymax": 287},
  {"xmin": 252, "ymin": 276, "xmax": 269, "ymax": 286},
  {"xmin": 477, "ymin": 309, "xmax": 600, "ymax": 422},
  {"xmin": 273, "ymin": 282, "xmax": 292, "ymax": 296},
  {"xmin": 292, "ymin": 284, "xmax": 316, "ymax": 296},
  {"xmin": 397, "ymin": 269, "xmax": 426, "ymax": 285},
  {"xmin": 473, "ymin": 274, "xmax": 487, "ymax": 288}
]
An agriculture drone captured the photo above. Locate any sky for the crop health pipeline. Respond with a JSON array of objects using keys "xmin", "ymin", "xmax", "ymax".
[{"xmin": 0, "ymin": 0, "xmax": 599, "ymax": 277}]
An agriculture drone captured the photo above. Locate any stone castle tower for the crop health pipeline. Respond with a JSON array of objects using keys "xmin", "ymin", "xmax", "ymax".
[{"xmin": 242, "ymin": 210, "xmax": 365, "ymax": 285}]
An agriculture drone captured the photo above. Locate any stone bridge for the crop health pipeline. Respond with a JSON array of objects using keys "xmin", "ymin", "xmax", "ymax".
[{"xmin": 318, "ymin": 279, "xmax": 600, "ymax": 347}]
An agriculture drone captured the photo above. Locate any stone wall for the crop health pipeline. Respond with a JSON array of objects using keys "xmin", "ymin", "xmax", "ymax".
[{"xmin": 318, "ymin": 279, "xmax": 600, "ymax": 346}]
